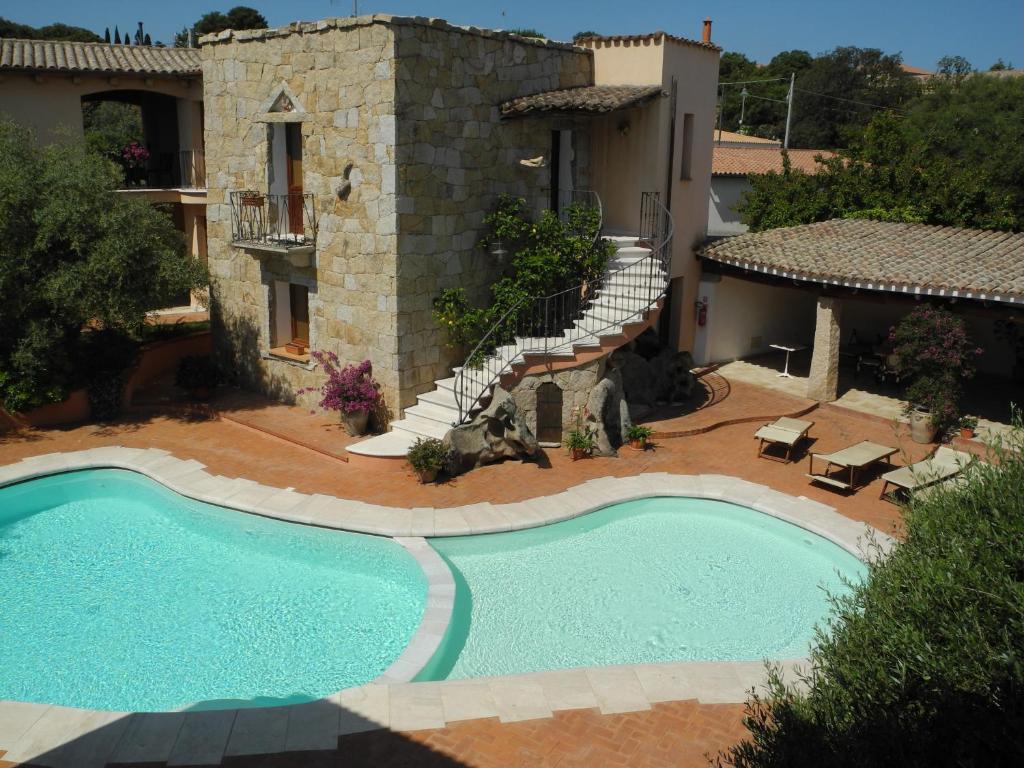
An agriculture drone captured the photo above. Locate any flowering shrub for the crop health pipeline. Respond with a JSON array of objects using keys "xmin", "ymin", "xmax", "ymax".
[
  {"xmin": 299, "ymin": 352, "xmax": 379, "ymax": 414},
  {"xmin": 890, "ymin": 306, "xmax": 982, "ymax": 429},
  {"xmin": 121, "ymin": 141, "xmax": 149, "ymax": 169}
]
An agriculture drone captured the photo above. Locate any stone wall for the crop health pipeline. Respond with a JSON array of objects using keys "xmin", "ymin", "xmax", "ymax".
[
  {"xmin": 391, "ymin": 20, "xmax": 592, "ymax": 408},
  {"xmin": 513, "ymin": 359, "xmax": 607, "ymax": 443},
  {"xmin": 202, "ymin": 18, "xmax": 400, "ymax": 407},
  {"xmin": 201, "ymin": 15, "xmax": 595, "ymax": 415}
]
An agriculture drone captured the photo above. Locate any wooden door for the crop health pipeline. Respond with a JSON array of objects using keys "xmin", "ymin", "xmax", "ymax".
[
  {"xmin": 289, "ymin": 283, "xmax": 309, "ymax": 348},
  {"xmin": 285, "ymin": 123, "xmax": 304, "ymax": 235},
  {"xmin": 536, "ymin": 382, "xmax": 563, "ymax": 444}
]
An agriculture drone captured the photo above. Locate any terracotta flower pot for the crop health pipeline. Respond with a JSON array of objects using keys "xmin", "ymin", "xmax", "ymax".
[
  {"xmin": 629, "ymin": 437, "xmax": 647, "ymax": 451},
  {"xmin": 340, "ymin": 408, "xmax": 370, "ymax": 437},
  {"xmin": 570, "ymin": 447, "xmax": 588, "ymax": 461},
  {"xmin": 960, "ymin": 427, "xmax": 975, "ymax": 440},
  {"xmin": 417, "ymin": 467, "xmax": 438, "ymax": 484}
]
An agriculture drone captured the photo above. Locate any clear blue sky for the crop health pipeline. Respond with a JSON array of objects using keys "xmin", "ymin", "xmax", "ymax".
[{"xmin": 8, "ymin": 1, "xmax": 1023, "ymax": 70}]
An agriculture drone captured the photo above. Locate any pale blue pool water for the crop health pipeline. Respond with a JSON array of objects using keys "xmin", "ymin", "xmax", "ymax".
[
  {"xmin": 0, "ymin": 469, "xmax": 427, "ymax": 712},
  {"xmin": 424, "ymin": 497, "xmax": 865, "ymax": 680}
]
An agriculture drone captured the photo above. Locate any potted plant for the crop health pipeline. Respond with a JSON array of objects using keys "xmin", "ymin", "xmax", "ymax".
[
  {"xmin": 300, "ymin": 352, "xmax": 379, "ymax": 436},
  {"xmin": 959, "ymin": 414, "xmax": 978, "ymax": 440},
  {"xmin": 407, "ymin": 437, "xmax": 451, "ymax": 483},
  {"xmin": 890, "ymin": 306, "xmax": 982, "ymax": 444},
  {"xmin": 625, "ymin": 424, "xmax": 653, "ymax": 450},
  {"xmin": 174, "ymin": 355, "xmax": 222, "ymax": 401},
  {"xmin": 566, "ymin": 425, "xmax": 597, "ymax": 460}
]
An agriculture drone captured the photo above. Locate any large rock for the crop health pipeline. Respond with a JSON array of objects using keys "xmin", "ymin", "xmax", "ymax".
[
  {"xmin": 611, "ymin": 344, "xmax": 697, "ymax": 407},
  {"xmin": 445, "ymin": 387, "xmax": 539, "ymax": 473},
  {"xmin": 584, "ymin": 366, "xmax": 631, "ymax": 456}
]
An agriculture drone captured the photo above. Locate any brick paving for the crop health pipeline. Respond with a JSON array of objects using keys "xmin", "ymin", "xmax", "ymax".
[{"xmin": 1, "ymin": 373, "xmax": 989, "ymax": 767}]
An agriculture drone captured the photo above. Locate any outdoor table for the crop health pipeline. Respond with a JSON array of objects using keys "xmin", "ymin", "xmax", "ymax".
[
  {"xmin": 769, "ymin": 343, "xmax": 806, "ymax": 378},
  {"xmin": 806, "ymin": 440, "xmax": 898, "ymax": 491}
]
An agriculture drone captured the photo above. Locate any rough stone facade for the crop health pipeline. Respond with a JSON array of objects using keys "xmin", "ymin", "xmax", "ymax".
[
  {"xmin": 201, "ymin": 15, "xmax": 592, "ymax": 413},
  {"xmin": 807, "ymin": 296, "xmax": 842, "ymax": 402}
]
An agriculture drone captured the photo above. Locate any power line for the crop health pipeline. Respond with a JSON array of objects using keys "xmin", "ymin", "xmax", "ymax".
[
  {"xmin": 793, "ymin": 87, "xmax": 906, "ymax": 113},
  {"xmin": 718, "ymin": 77, "xmax": 789, "ymax": 86}
]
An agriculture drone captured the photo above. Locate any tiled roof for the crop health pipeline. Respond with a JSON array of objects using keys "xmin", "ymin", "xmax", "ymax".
[
  {"xmin": 713, "ymin": 130, "xmax": 780, "ymax": 146},
  {"xmin": 501, "ymin": 84, "xmax": 663, "ymax": 117},
  {"xmin": 712, "ymin": 146, "xmax": 835, "ymax": 176},
  {"xmin": 701, "ymin": 219, "xmax": 1024, "ymax": 304},
  {"xmin": 0, "ymin": 38, "xmax": 201, "ymax": 76},
  {"xmin": 577, "ymin": 31, "xmax": 721, "ymax": 53}
]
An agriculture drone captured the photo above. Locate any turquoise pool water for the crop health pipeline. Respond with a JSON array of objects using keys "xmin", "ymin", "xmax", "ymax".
[
  {"xmin": 425, "ymin": 497, "xmax": 865, "ymax": 680},
  {"xmin": 0, "ymin": 469, "xmax": 427, "ymax": 712}
]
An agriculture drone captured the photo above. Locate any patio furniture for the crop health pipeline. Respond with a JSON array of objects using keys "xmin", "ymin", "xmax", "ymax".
[
  {"xmin": 754, "ymin": 417, "xmax": 814, "ymax": 462},
  {"xmin": 879, "ymin": 446, "xmax": 974, "ymax": 502},
  {"xmin": 769, "ymin": 343, "xmax": 806, "ymax": 378},
  {"xmin": 806, "ymin": 440, "xmax": 899, "ymax": 491}
]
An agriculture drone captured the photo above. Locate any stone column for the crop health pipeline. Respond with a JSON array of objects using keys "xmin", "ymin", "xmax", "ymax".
[{"xmin": 807, "ymin": 296, "xmax": 842, "ymax": 402}]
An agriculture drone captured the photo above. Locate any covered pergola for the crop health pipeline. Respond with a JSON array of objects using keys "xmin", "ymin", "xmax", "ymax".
[{"xmin": 698, "ymin": 219, "xmax": 1024, "ymax": 403}]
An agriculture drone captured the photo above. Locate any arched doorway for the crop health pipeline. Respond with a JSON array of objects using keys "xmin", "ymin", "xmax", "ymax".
[{"xmin": 536, "ymin": 382, "xmax": 563, "ymax": 444}]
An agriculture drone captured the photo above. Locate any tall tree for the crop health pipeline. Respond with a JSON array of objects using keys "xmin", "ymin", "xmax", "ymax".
[
  {"xmin": 174, "ymin": 6, "xmax": 267, "ymax": 47},
  {"xmin": 0, "ymin": 120, "xmax": 208, "ymax": 412},
  {"xmin": 0, "ymin": 17, "xmax": 101, "ymax": 42},
  {"xmin": 739, "ymin": 74, "xmax": 1024, "ymax": 232}
]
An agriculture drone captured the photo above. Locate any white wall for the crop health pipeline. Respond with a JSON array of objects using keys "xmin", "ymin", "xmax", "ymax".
[
  {"xmin": 692, "ymin": 274, "xmax": 816, "ymax": 365},
  {"xmin": 267, "ymin": 123, "xmax": 288, "ymax": 197},
  {"xmin": 708, "ymin": 176, "xmax": 750, "ymax": 237}
]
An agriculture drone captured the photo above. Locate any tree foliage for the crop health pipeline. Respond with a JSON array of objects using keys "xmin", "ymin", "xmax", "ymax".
[
  {"xmin": 81, "ymin": 100, "xmax": 144, "ymax": 160},
  {"xmin": 0, "ymin": 17, "xmax": 100, "ymax": 42},
  {"xmin": 0, "ymin": 121, "xmax": 208, "ymax": 412},
  {"xmin": 739, "ymin": 74, "xmax": 1024, "ymax": 232},
  {"xmin": 173, "ymin": 6, "xmax": 268, "ymax": 47},
  {"xmin": 717, "ymin": 46, "xmax": 917, "ymax": 148},
  {"xmin": 716, "ymin": 425, "xmax": 1024, "ymax": 767}
]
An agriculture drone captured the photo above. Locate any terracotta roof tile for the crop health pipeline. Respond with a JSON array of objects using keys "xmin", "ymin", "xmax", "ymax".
[
  {"xmin": 0, "ymin": 38, "xmax": 201, "ymax": 76},
  {"xmin": 712, "ymin": 146, "xmax": 834, "ymax": 176},
  {"xmin": 501, "ymin": 84, "xmax": 664, "ymax": 117},
  {"xmin": 577, "ymin": 30, "xmax": 721, "ymax": 53},
  {"xmin": 713, "ymin": 130, "xmax": 781, "ymax": 146},
  {"xmin": 701, "ymin": 219, "xmax": 1024, "ymax": 304}
]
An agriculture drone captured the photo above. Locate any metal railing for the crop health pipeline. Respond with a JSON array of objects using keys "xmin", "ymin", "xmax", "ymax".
[
  {"xmin": 452, "ymin": 191, "xmax": 673, "ymax": 423},
  {"xmin": 178, "ymin": 149, "xmax": 206, "ymax": 189},
  {"xmin": 229, "ymin": 190, "xmax": 318, "ymax": 248}
]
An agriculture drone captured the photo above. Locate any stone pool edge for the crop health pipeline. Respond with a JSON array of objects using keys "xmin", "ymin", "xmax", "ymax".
[{"xmin": 0, "ymin": 447, "xmax": 892, "ymax": 765}]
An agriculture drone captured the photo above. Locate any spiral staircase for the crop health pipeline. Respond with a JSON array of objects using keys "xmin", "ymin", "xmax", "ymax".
[{"xmin": 347, "ymin": 192, "xmax": 673, "ymax": 458}]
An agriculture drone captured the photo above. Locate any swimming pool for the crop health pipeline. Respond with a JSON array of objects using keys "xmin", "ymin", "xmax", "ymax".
[
  {"xmin": 423, "ymin": 496, "xmax": 865, "ymax": 680},
  {"xmin": 0, "ymin": 469, "xmax": 427, "ymax": 712}
]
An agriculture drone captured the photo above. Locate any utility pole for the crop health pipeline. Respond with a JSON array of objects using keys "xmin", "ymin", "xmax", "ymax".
[
  {"xmin": 783, "ymin": 72, "xmax": 795, "ymax": 149},
  {"xmin": 715, "ymin": 84, "xmax": 723, "ymax": 143},
  {"xmin": 739, "ymin": 87, "xmax": 748, "ymax": 132},
  {"xmin": 353, "ymin": 1, "xmax": 359, "ymax": 16}
]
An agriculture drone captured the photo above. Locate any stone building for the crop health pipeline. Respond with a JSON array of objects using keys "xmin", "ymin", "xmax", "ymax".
[{"xmin": 200, "ymin": 14, "xmax": 721, "ymax": 457}]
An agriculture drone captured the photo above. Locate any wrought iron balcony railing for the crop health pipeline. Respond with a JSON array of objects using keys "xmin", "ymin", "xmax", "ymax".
[{"xmin": 229, "ymin": 191, "xmax": 318, "ymax": 251}]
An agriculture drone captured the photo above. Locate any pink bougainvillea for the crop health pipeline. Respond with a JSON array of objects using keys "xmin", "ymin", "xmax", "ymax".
[
  {"xmin": 299, "ymin": 352, "xmax": 379, "ymax": 414},
  {"xmin": 121, "ymin": 142, "xmax": 150, "ymax": 168}
]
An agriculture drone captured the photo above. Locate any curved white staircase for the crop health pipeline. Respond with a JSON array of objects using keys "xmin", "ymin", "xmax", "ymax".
[{"xmin": 348, "ymin": 196, "xmax": 672, "ymax": 459}]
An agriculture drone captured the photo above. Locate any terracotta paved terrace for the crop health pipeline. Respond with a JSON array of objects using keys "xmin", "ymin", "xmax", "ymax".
[{"xmin": 0, "ymin": 372, "xmax": 986, "ymax": 767}]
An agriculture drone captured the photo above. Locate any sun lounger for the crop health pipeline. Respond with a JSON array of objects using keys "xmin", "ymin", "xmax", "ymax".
[
  {"xmin": 754, "ymin": 417, "xmax": 814, "ymax": 462},
  {"xmin": 879, "ymin": 446, "xmax": 975, "ymax": 502},
  {"xmin": 806, "ymin": 440, "xmax": 898, "ymax": 491}
]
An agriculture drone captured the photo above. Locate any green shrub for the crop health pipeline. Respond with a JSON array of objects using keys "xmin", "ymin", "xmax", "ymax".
[
  {"xmin": 625, "ymin": 424, "xmax": 653, "ymax": 441},
  {"xmin": 406, "ymin": 437, "xmax": 452, "ymax": 474},
  {"xmin": 716, "ymin": 425, "xmax": 1024, "ymax": 767},
  {"xmin": 174, "ymin": 355, "xmax": 222, "ymax": 392}
]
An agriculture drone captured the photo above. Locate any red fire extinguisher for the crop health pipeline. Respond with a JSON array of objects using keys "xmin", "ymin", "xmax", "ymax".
[{"xmin": 696, "ymin": 296, "xmax": 708, "ymax": 327}]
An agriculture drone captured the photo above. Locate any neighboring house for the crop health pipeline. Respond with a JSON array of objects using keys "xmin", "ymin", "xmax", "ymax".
[
  {"xmin": 199, "ymin": 14, "xmax": 720, "ymax": 456},
  {"xmin": 900, "ymin": 63, "xmax": 934, "ymax": 82},
  {"xmin": 0, "ymin": 39, "xmax": 208, "ymax": 310},
  {"xmin": 708, "ymin": 132, "xmax": 834, "ymax": 237},
  {"xmin": 693, "ymin": 219, "xmax": 1024, "ymax": 399}
]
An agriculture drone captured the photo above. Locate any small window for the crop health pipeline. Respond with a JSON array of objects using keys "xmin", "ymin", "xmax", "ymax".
[
  {"xmin": 270, "ymin": 281, "xmax": 310, "ymax": 361},
  {"xmin": 680, "ymin": 113, "xmax": 694, "ymax": 181}
]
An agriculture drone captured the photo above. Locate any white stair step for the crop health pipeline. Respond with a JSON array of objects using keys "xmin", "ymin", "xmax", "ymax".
[
  {"xmin": 572, "ymin": 318, "xmax": 625, "ymax": 338},
  {"xmin": 419, "ymin": 387, "xmax": 459, "ymax": 410},
  {"xmin": 346, "ymin": 430, "xmax": 416, "ymax": 457},
  {"xmin": 405, "ymin": 401, "xmax": 459, "ymax": 427},
  {"xmin": 612, "ymin": 245, "xmax": 652, "ymax": 259},
  {"xmin": 392, "ymin": 415, "xmax": 451, "ymax": 440},
  {"xmin": 435, "ymin": 376, "xmax": 457, "ymax": 392},
  {"xmin": 587, "ymin": 304, "xmax": 644, "ymax": 326},
  {"xmin": 602, "ymin": 232, "xmax": 641, "ymax": 247},
  {"xmin": 591, "ymin": 295, "xmax": 648, "ymax": 313}
]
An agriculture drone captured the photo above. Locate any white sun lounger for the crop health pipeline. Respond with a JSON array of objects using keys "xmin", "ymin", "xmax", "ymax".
[
  {"xmin": 754, "ymin": 417, "xmax": 814, "ymax": 462},
  {"xmin": 879, "ymin": 446, "xmax": 975, "ymax": 501}
]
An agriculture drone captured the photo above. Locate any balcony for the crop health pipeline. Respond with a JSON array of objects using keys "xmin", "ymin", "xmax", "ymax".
[{"xmin": 230, "ymin": 191, "xmax": 318, "ymax": 265}]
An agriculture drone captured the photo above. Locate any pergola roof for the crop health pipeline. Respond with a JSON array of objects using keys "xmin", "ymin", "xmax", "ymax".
[
  {"xmin": 701, "ymin": 219, "xmax": 1024, "ymax": 305},
  {"xmin": 0, "ymin": 38, "xmax": 201, "ymax": 76},
  {"xmin": 500, "ymin": 84, "xmax": 663, "ymax": 118}
]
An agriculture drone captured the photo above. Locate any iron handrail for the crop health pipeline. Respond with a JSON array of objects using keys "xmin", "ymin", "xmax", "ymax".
[
  {"xmin": 229, "ymin": 190, "xmax": 318, "ymax": 248},
  {"xmin": 453, "ymin": 191, "xmax": 673, "ymax": 423}
]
